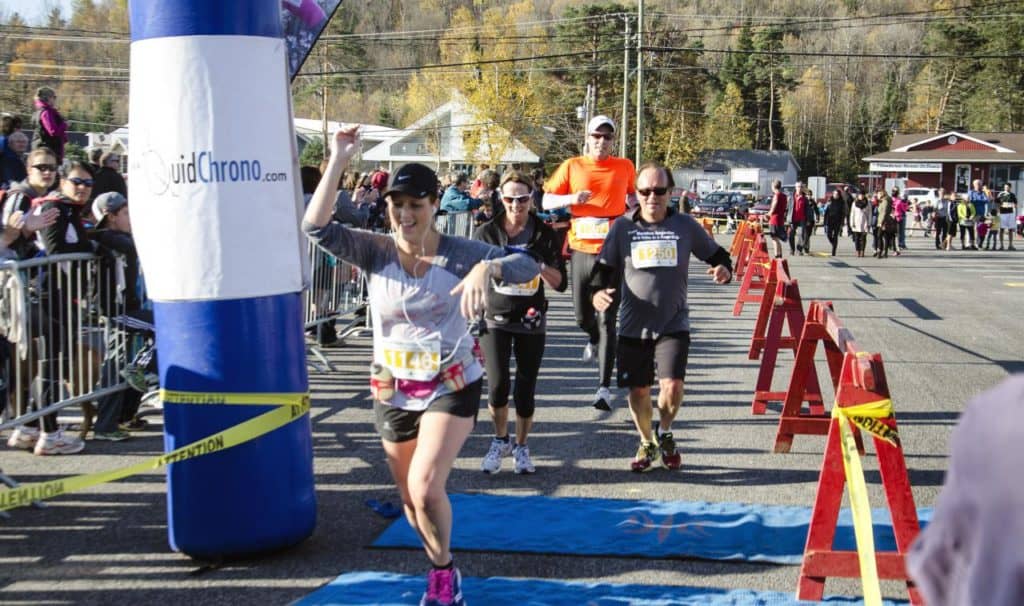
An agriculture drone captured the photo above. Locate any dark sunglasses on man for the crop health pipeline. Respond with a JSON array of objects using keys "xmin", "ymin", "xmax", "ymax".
[{"xmin": 637, "ymin": 187, "xmax": 669, "ymax": 197}]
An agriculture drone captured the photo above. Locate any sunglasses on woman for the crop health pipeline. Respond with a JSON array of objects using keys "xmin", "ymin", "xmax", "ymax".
[
  {"xmin": 502, "ymin": 194, "xmax": 531, "ymax": 204},
  {"xmin": 32, "ymin": 164, "xmax": 57, "ymax": 173},
  {"xmin": 68, "ymin": 177, "xmax": 94, "ymax": 187}
]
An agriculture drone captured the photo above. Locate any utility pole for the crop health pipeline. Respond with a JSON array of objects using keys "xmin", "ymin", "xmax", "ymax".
[
  {"xmin": 320, "ymin": 49, "xmax": 329, "ymax": 160},
  {"xmin": 620, "ymin": 14, "xmax": 631, "ymax": 157},
  {"xmin": 634, "ymin": 0, "xmax": 644, "ymax": 166}
]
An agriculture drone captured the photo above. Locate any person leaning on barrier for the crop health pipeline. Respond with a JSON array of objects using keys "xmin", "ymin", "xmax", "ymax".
[
  {"xmin": 907, "ymin": 374, "xmax": 1024, "ymax": 606},
  {"xmin": 89, "ymin": 192, "xmax": 153, "ymax": 440},
  {"xmin": 589, "ymin": 163, "xmax": 733, "ymax": 472},
  {"xmin": 2, "ymin": 147, "xmax": 60, "ymax": 259},
  {"xmin": 303, "ymin": 126, "xmax": 539, "ymax": 606},
  {"xmin": 6, "ymin": 161, "xmax": 97, "ymax": 456},
  {"xmin": 472, "ymin": 170, "xmax": 567, "ymax": 476},
  {"xmin": 543, "ymin": 115, "xmax": 637, "ymax": 412}
]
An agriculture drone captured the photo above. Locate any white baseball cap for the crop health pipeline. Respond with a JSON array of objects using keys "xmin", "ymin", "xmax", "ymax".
[{"xmin": 587, "ymin": 115, "xmax": 616, "ymax": 134}]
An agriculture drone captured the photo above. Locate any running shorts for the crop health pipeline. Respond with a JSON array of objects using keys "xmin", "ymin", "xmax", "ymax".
[
  {"xmin": 374, "ymin": 379, "xmax": 482, "ymax": 443},
  {"xmin": 616, "ymin": 331, "xmax": 690, "ymax": 388}
]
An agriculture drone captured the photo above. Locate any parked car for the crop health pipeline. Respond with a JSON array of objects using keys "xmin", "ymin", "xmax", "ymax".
[
  {"xmin": 693, "ymin": 191, "xmax": 751, "ymax": 222},
  {"xmin": 902, "ymin": 187, "xmax": 940, "ymax": 207},
  {"xmin": 748, "ymin": 195, "xmax": 773, "ymax": 221},
  {"xmin": 820, "ymin": 182, "xmax": 862, "ymax": 202},
  {"xmin": 669, "ymin": 187, "xmax": 695, "ymax": 213}
]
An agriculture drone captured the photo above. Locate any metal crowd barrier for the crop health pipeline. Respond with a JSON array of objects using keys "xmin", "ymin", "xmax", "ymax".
[
  {"xmin": 0, "ymin": 252, "xmax": 132, "ymax": 437},
  {"xmin": 434, "ymin": 211, "xmax": 475, "ymax": 238},
  {"xmin": 303, "ymin": 239, "xmax": 369, "ymax": 372}
]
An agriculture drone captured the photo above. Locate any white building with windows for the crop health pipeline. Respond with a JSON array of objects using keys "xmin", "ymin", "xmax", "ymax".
[{"xmin": 361, "ymin": 94, "xmax": 542, "ymax": 174}]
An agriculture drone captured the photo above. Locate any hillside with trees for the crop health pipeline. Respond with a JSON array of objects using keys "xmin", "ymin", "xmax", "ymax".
[{"xmin": 1, "ymin": 0, "xmax": 1022, "ymax": 178}]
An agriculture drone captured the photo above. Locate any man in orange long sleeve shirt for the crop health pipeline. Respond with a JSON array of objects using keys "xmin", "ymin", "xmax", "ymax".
[{"xmin": 543, "ymin": 115, "xmax": 636, "ymax": 410}]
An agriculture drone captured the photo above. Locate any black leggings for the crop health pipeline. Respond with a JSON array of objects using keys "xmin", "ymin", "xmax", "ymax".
[
  {"xmin": 852, "ymin": 232, "xmax": 867, "ymax": 253},
  {"xmin": 825, "ymin": 222, "xmax": 842, "ymax": 255},
  {"xmin": 959, "ymin": 224, "xmax": 975, "ymax": 247},
  {"xmin": 479, "ymin": 328, "xmax": 545, "ymax": 418},
  {"xmin": 570, "ymin": 250, "xmax": 617, "ymax": 388},
  {"xmin": 934, "ymin": 217, "xmax": 949, "ymax": 248}
]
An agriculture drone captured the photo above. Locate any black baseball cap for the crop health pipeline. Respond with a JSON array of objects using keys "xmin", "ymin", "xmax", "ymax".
[
  {"xmin": 93, "ymin": 192, "xmax": 127, "ymax": 225},
  {"xmin": 384, "ymin": 163, "xmax": 439, "ymax": 199}
]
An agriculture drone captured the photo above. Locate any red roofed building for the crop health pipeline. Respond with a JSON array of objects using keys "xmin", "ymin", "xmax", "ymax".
[{"xmin": 863, "ymin": 131, "xmax": 1024, "ymax": 195}]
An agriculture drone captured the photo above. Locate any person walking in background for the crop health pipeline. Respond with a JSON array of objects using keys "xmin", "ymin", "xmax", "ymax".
[
  {"xmin": 823, "ymin": 189, "xmax": 845, "ymax": 256},
  {"xmin": 935, "ymin": 190, "xmax": 954, "ymax": 250},
  {"xmin": 473, "ymin": 170, "xmax": 566, "ymax": 476},
  {"xmin": 870, "ymin": 191, "xmax": 882, "ymax": 254},
  {"xmin": 892, "ymin": 187, "xmax": 908, "ymax": 251},
  {"xmin": 31, "ymin": 88, "xmax": 68, "ymax": 163},
  {"xmin": 590, "ymin": 163, "xmax": 732, "ymax": 472},
  {"xmin": 785, "ymin": 182, "xmax": 800, "ymax": 256},
  {"xmin": 543, "ymin": 115, "xmax": 636, "ymax": 412},
  {"xmin": 849, "ymin": 192, "xmax": 870, "ymax": 257},
  {"xmin": 792, "ymin": 185, "xmax": 816, "ymax": 255},
  {"xmin": 840, "ymin": 184, "xmax": 854, "ymax": 236},
  {"xmin": 996, "ymin": 183, "xmax": 1017, "ymax": 251},
  {"xmin": 874, "ymin": 189, "xmax": 895, "ymax": 258},
  {"xmin": 304, "ymin": 127, "xmax": 539, "ymax": 606},
  {"xmin": 767, "ymin": 179, "xmax": 788, "ymax": 259}
]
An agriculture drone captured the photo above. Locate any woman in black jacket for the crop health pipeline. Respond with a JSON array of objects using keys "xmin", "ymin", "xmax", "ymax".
[
  {"xmin": 472, "ymin": 170, "xmax": 566, "ymax": 475},
  {"xmin": 823, "ymin": 189, "xmax": 846, "ymax": 256}
]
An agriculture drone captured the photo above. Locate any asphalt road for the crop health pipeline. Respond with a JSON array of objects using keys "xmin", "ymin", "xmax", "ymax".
[{"xmin": 1, "ymin": 231, "xmax": 1020, "ymax": 605}]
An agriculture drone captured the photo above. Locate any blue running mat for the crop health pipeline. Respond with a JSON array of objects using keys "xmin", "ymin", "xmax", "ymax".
[
  {"xmin": 296, "ymin": 571, "xmax": 909, "ymax": 605},
  {"xmin": 372, "ymin": 494, "xmax": 931, "ymax": 565}
]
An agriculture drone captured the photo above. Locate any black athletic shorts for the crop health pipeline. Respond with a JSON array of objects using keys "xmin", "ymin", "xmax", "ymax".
[
  {"xmin": 616, "ymin": 331, "xmax": 690, "ymax": 388},
  {"xmin": 769, "ymin": 224, "xmax": 788, "ymax": 241},
  {"xmin": 373, "ymin": 379, "xmax": 482, "ymax": 443}
]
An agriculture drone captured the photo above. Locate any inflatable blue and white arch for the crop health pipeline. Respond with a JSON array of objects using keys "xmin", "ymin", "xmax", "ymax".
[{"xmin": 127, "ymin": 0, "xmax": 320, "ymax": 557}]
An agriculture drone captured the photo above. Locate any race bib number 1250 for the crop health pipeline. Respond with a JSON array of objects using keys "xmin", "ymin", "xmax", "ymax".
[{"xmin": 631, "ymin": 239, "xmax": 677, "ymax": 268}]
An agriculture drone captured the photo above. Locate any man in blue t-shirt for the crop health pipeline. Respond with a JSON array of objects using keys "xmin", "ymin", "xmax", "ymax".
[{"xmin": 968, "ymin": 179, "xmax": 989, "ymax": 220}]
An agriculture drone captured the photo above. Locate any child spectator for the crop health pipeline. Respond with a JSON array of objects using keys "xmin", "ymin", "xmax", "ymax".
[{"xmin": 983, "ymin": 204, "xmax": 1000, "ymax": 250}]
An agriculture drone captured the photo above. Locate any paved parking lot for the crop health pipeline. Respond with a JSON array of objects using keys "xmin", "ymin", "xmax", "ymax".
[{"xmin": 1, "ymin": 233, "xmax": 1020, "ymax": 604}]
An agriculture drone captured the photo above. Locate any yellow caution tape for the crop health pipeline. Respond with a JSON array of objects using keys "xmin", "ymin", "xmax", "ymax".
[
  {"xmin": 0, "ymin": 391, "xmax": 309, "ymax": 512},
  {"xmin": 830, "ymin": 398, "xmax": 897, "ymax": 606}
]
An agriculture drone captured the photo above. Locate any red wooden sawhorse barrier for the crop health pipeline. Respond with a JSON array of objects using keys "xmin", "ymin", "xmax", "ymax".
[
  {"xmin": 732, "ymin": 232, "xmax": 771, "ymax": 316},
  {"xmin": 748, "ymin": 259, "xmax": 825, "ymax": 419},
  {"xmin": 731, "ymin": 221, "xmax": 760, "ymax": 280},
  {"xmin": 797, "ymin": 338, "xmax": 922, "ymax": 604}
]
